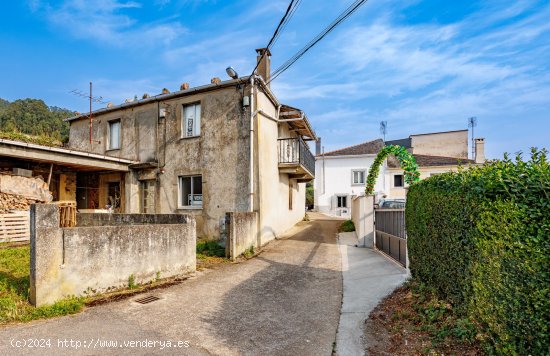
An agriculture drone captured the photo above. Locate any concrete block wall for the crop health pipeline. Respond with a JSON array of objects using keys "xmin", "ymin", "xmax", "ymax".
[
  {"xmin": 30, "ymin": 204, "xmax": 196, "ymax": 306},
  {"xmin": 226, "ymin": 212, "xmax": 258, "ymax": 261},
  {"xmin": 351, "ymin": 195, "xmax": 375, "ymax": 248}
]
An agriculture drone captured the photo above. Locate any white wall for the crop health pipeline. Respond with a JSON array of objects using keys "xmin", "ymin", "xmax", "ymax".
[
  {"xmin": 314, "ymin": 155, "xmax": 385, "ymax": 218},
  {"xmin": 256, "ymin": 91, "xmax": 306, "ymax": 245}
]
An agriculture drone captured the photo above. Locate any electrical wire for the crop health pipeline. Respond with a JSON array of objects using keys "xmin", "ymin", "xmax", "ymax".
[
  {"xmin": 250, "ymin": 0, "xmax": 299, "ymax": 77},
  {"xmin": 271, "ymin": 0, "xmax": 303, "ymax": 48},
  {"xmin": 269, "ymin": 0, "xmax": 369, "ymax": 84}
]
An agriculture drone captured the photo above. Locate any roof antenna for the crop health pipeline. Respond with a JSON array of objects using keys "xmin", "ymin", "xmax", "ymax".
[
  {"xmin": 69, "ymin": 81, "xmax": 107, "ymax": 145},
  {"xmin": 380, "ymin": 121, "xmax": 387, "ymax": 142},
  {"xmin": 468, "ymin": 116, "xmax": 477, "ymax": 159}
]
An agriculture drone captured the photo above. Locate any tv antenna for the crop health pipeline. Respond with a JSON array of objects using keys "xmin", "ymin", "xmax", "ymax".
[
  {"xmin": 69, "ymin": 82, "xmax": 107, "ymax": 145},
  {"xmin": 468, "ymin": 116, "xmax": 477, "ymax": 159},
  {"xmin": 380, "ymin": 121, "xmax": 388, "ymax": 141}
]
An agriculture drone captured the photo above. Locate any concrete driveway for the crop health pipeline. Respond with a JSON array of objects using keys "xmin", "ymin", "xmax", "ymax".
[{"xmin": 0, "ymin": 213, "xmax": 343, "ymax": 356}]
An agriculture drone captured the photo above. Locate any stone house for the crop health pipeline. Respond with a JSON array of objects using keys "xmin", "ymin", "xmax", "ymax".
[{"xmin": 64, "ymin": 49, "xmax": 316, "ymax": 241}]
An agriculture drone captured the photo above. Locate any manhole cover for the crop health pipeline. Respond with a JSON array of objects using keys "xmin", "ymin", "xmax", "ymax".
[{"xmin": 135, "ymin": 295, "xmax": 160, "ymax": 304}]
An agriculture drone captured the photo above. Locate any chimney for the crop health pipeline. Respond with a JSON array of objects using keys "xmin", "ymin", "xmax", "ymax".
[
  {"xmin": 316, "ymin": 137, "xmax": 322, "ymax": 156},
  {"xmin": 255, "ymin": 48, "xmax": 271, "ymax": 84},
  {"xmin": 211, "ymin": 77, "xmax": 221, "ymax": 85},
  {"xmin": 474, "ymin": 138, "xmax": 485, "ymax": 163},
  {"xmin": 180, "ymin": 82, "xmax": 190, "ymax": 91}
]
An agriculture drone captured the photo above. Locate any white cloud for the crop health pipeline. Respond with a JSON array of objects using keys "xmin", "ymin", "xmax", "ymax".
[{"xmin": 36, "ymin": 0, "xmax": 187, "ymax": 47}]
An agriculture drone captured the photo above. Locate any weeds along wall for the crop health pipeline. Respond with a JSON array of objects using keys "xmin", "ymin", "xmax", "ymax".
[{"xmin": 405, "ymin": 149, "xmax": 549, "ymax": 354}]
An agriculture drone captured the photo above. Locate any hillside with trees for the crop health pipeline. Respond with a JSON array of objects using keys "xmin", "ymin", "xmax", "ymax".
[{"xmin": 0, "ymin": 98, "xmax": 74, "ymax": 145}]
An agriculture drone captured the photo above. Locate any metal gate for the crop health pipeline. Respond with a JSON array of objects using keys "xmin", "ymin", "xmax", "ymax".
[{"xmin": 374, "ymin": 208, "xmax": 407, "ymax": 267}]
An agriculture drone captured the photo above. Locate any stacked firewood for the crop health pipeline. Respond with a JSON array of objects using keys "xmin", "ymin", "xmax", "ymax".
[{"xmin": 0, "ymin": 192, "xmax": 34, "ymax": 213}]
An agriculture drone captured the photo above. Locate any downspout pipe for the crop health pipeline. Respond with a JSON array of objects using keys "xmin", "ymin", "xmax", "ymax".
[{"xmin": 249, "ymin": 76, "xmax": 255, "ymax": 212}]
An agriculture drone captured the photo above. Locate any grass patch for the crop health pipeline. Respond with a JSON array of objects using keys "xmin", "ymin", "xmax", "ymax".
[
  {"xmin": 196, "ymin": 240, "xmax": 226, "ymax": 258},
  {"xmin": 339, "ymin": 220, "xmax": 355, "ymax": 232},
  {"xmin": 242, "ymin": 245, "xmax": 255, "ymax": 258},
  {"xmin": 196, "ymin": 241, "xmax": 229, "ymax": 270},
  {"xmin": 0, "ymin": 245, "xmax": 84, "ymax": 325}
]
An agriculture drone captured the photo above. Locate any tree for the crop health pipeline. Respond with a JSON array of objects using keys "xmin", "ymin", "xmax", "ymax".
[{"xmin": 0, "ymin": 97, "xmax": 73, "ymax": 143}]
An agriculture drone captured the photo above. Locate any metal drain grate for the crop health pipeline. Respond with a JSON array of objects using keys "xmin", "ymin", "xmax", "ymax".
[{"xmin": 135, "ymin": 295, "xmax": 160, "ymax": 304}]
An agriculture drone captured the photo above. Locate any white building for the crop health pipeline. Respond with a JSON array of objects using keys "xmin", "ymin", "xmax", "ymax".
[
  {"xmin": 314, "ymin": 139, "xmax": 386, "ymax": 217},
  {"xmin": 314, "ymin": 130, "xmax": 485, "ymax": 217}
]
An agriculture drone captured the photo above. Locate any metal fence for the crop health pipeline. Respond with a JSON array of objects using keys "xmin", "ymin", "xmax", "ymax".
[
  {"xmin": 277, "ymin": 137, "xmax": 315, "ymax": 175},
  {"xmin": 375, "ymin": 208, "xmax": 407, "ymax": 267}
]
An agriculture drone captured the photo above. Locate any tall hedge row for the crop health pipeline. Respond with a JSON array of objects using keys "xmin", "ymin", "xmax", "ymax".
[{"xmin": 406, "ymin": 149, "xmax": 549, "ymax": 354}]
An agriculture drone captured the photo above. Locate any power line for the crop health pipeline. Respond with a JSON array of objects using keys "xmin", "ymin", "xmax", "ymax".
[
  {"xmin": 271, "ymin": 0, "xmax": 303, "ymax": 48},
  {"xmin": 250, "ymin": 0, "xmax": 299, "ymax": 77},
  {"xmin": 269, "ymin": 0, "xmax": 369, "ymax": 84}
]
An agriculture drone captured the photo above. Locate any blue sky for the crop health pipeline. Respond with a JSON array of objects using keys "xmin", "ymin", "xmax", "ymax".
[{"xmin": 0, "ymin": 0, "xmax": 549, "ymax": 158}]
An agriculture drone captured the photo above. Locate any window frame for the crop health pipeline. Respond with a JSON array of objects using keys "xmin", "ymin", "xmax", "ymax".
[
  {"xmin": 108, "ymin": 119, "xmax": 121, "ymax": 150},
  {"xmin": 351, "ymin": 169, "xmax": 366, "ymax": 186},
  {"xmin": 181, "ymin": 102, "xmax": 201, "ymax": 138},
  {"xmin": 178, "ymin": 175, "xmax": 203, "ymax": 209},
  {"xmin": 393, "ymin": 174, "xmax": 404, "ymax": 188},
  {"xmin": 336, "ymin": 195, "xmax": 348, "ymax": 208}
]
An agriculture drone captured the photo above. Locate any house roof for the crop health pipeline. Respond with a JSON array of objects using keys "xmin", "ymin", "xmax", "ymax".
[
  {"xmin": 320, "ymin": 139, "xmax": 384, "ymax": 157},
  {"xmin": 65, "ymin": 76, "xmax": 252, "ymax": 122},
  {"xmin": 0, "ymin": 138, "xmax": 138, "ymax": 171},
  {"xmin": 279, "ymin": 104, "xmax": 317, "ymax": 141},
  {"xmin": 388, "ymin": 154, "xmax": 475, "ymax": 168},
  {"xmin": 384, "ymin": 138, "xmax": 411, "ymax": 148}
]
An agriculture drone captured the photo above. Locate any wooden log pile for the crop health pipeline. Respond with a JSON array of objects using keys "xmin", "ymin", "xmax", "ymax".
[{"xmin": 0, "ymin": 192, "xmax": 35, "ymax": 213}]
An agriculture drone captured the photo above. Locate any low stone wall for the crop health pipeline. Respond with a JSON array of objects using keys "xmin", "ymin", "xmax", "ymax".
[
  {"xmin": 30, "ymin": 204, "xmax": 196, "ymax": 306},
  {"xmin": 76, "ymin": 213, "xmax": 189, "ymax": 226},
  {"xmin": 351, "ymin": 195, "xmax": 374, "ymax": 248},
  {"xmin": 226, "ymin": 212, "xmax": 258, "ymax": 261}
]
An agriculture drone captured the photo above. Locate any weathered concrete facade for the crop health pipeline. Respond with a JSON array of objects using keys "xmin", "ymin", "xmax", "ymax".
[
  {"xmin": 30, "ymin": 204, "xmax": 196, "ymax": 306},
  {"xmin": 226, "ymin": 211, "xmax": 258, "ymax": 261},
  {"xmin": 410, "ymin": 129, "xmax": 469, "ymax": 158},
  {"xmin": 66, "ymin": 64, "xmax": 316, "ymax": 244}
]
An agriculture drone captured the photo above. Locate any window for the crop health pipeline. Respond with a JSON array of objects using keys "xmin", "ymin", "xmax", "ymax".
[
  {"xmin": 182, "ymin": 103, "xmax": 201, "ymax": 137},
  {"xmin": 393, "ymin": 174, "xmax": 404, "ymax": 188},
  {"xmin": 337, "ymin": 195, "xmax": 347, "ymax": 208},
  {"xmin": 352, "ymin": 170, "xmax": 366, "ymax": 185},
  {"xmin": 109, "ymin": 120, "xmax": 121, "ymax": 150},
  {"xmin": 179, "ymin": 175, "xmax": 202, "ymax": 208}
]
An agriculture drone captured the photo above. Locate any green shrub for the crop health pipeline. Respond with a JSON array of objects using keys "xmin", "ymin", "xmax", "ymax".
[
  {"xmin": 196, "ymin": 240, "xmax": 225, "ymax": 257},
  {"xmin": 339, "ymin": 220, "xmax": 355, "ymax": 232},
  {"xmin": 406, "ymin": 148, "xmax": 549, "ymax": 355}
]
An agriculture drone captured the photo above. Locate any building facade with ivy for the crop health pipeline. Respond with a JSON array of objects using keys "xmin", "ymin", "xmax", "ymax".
[{"xmin": 314, "ymin": 129, "xmax": 485, "ymax": 217}]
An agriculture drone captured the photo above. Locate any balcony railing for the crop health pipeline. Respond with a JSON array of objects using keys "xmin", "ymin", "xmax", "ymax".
[{"xmin": 277, "ymin": 137, "xmax": 315, "ymax": 176}]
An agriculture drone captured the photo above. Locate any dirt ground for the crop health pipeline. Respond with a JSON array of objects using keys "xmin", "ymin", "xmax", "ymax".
[{"xmin": 364, "ymin": 285, "xmax": 483, "ymax": 355}]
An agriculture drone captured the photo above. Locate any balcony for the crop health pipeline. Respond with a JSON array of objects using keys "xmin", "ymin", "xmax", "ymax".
[{"xmin": 277, "ymin": 137, "xmax": 315, "ymax": 181}]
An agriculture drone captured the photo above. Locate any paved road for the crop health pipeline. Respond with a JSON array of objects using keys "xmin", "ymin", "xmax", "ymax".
[{"xmin": 0, "ymin": 213, "xmax": 343, "ymax": 356}]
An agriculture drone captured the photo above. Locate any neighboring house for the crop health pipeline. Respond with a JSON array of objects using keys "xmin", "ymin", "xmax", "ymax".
[
  {"xmin": 61, "ymin": 48, "xmax": 316, "ymax": 242},
  {"xmin": 314, "ymin": 129, "xmax": 484, "ymax": 217},
  {"xmin": 314, "ymin": 139, "xmax": 385, "ymax": 217}
]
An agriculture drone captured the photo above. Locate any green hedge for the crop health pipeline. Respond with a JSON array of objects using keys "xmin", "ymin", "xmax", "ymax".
[{"xmin": 406, "ymin": 149, "xmax": 549, "ymax": 354}]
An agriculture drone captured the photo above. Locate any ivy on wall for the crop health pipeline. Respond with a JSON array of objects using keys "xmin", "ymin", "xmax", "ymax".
[{"xmin": 365, "ymin": 145, "xmax": 420, "ymax": 195}]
